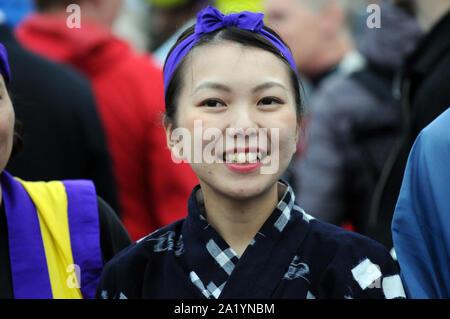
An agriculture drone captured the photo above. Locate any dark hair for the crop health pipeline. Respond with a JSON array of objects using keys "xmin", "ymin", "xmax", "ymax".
[
  {"xmin": 34, "ymin": 0, "xmax": 80, "ymax": 11},
  {"xmin": 163, "ymin": 24, "xmax": 303, "ymax": 126}
]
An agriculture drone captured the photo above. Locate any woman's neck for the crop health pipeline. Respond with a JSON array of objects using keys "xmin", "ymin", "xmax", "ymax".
[{"xmin": 198, "ymin": 182, "xmax": 285, "ymax": 257}]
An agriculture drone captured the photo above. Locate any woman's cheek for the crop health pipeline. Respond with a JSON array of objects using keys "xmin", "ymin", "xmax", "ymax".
[{"xmin": 0, "ymin": 110, "xmax": 15, "ymax": 171}]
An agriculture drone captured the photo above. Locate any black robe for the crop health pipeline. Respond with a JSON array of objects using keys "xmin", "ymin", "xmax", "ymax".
[{"xmin": 97, "ymin": 181, "xmax": 405, "ymax": 299}]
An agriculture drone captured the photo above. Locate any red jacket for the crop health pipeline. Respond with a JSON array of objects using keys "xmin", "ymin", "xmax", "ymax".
[{"xmin": 16, "ymin": 14, "xmax": 198, "ymax": 241}]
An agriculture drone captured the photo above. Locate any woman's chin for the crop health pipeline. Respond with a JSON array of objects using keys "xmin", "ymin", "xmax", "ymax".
[{"xmin": 210, "ymin": 176, "xmax": 277, "ymax": 200}]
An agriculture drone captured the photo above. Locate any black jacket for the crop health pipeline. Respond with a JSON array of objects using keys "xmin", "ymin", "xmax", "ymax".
[
  {"xmin": 367, "ymin": 11, "xmax": 450, "ymax": 249},
  {"xmin": 0, "ymin": 25, "xmax": 119, "ymax": 213}
]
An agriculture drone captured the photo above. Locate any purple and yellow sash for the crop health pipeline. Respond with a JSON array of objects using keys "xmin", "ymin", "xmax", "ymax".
[{"xmin": 1, "ymin": 171, "xmax": 103, "ymax": 299}]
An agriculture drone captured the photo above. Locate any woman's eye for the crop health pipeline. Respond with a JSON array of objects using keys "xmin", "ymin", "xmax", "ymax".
[
  {"xmin": 258, "ymin": 97, "xmax": 282, "ymax": 106},
  {"xmin": 199, "ymin": 99, "xmax": 226, "ymax": 107}
]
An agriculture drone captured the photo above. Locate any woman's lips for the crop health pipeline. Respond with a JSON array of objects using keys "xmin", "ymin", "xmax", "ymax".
[{"xmin": 224, "ymin": 161, "xmax": 262, "ymax": 172}]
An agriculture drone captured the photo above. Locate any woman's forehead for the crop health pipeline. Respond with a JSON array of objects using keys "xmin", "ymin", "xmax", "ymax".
[{"xmin": 184, "ymin": 41, "xmax": 292, "ymax": 87}]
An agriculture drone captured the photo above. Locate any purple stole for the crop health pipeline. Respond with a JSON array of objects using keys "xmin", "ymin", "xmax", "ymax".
[{"xmin": 1, "ymin": 171, "xmax": 103, "ymax": 299}]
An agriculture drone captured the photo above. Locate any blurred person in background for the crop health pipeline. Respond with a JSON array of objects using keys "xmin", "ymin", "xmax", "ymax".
[
  {"xmin": 0, "ymin": 2, "xmax": 119, "ymax": 213},
  {"xmin": 16, "ymin": 0, "xmax": 199, "ymax": 241},
  {"xmin": 268, "ymin": 0, "xmax": 422, "ymax": 241},
  {"xmin": 370, "ymin": 0, "xmax": 450, "ymax": 254},
  {"xmin": 265, "ymin": 0, "xmax": 365, "ymax": 185},
  {"xmin": 0, "ymin": 43, "xmax": 131, "ymax": 299},
  {"xmin": 392, "ymin": 108, "xmax": 450, "ymax": 299},
  {"xmin": 265, "ymin": 0, "xmax": 364, "ymax": 92}
]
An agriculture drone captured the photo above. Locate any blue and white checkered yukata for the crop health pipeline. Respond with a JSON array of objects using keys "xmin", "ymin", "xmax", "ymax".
[{"xmin": 97, "ymin": 181, "xmax": 406, "ymax": 299}]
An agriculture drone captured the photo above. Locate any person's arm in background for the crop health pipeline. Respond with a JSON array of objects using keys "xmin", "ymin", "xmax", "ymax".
[{"xmin": 392, "ymin": 108, "xmax": 450, "ymax": 299}]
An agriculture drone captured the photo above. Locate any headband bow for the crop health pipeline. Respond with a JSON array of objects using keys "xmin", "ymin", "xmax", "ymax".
[
  {"xmin": 163, "ymin": 6, "xmax": 297, "ymax": 97},
  {"xmin": 195, "ymin": 6, "xmax": 264, "ymax": 35}
]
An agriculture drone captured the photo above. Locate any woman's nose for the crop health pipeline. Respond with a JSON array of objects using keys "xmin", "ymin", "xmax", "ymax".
[{"xmin": 226, "ymin": 106, "xmax": 259, "ymax": 138}]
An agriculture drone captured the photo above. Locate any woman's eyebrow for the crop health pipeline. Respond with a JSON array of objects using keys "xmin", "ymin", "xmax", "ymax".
[
  {"xmin": 252, "ymin": 81, "xmax": 287, "ymax": 93},
  {"xmin": 192, "ymin": 81, "xmax": 287, "ymax": 94},
  {"xmin": 193, "ymin": 81, "xmax": 232, "ymax": 94}
]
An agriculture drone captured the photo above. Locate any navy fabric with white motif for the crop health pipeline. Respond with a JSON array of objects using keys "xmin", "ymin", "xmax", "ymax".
[{"xmin": 97, "ymin": 181, "xmax": 406, "ymax": 299}]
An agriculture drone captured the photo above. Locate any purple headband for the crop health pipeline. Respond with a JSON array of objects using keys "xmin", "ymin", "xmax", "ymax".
[
  {"xmin": 163, "ymin": 6, "xmax": 297, "ymax": 95},
  {"xmin": 0, "ymin": 43, "xmax": 11, "ymax": 84}
]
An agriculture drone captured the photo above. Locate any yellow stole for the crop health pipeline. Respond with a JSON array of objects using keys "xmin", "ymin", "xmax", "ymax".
[{"xmin": 17, "ymin": 178, "xmax": 83, "ymax": 299}]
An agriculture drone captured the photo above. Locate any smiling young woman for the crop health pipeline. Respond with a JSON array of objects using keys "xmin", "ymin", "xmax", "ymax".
[{"xmin": 97, "ymin": 6, "xmax": 406, "ymax": 299}]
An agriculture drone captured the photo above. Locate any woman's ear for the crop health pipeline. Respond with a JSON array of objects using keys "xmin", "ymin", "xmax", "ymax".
[
  {"xmin": 162, "ymin": 114, "xmax": 176, "ymax": 151},
  {"xmin": 162, "ymin": 115, "xmax": 189, "ymax": 163}
]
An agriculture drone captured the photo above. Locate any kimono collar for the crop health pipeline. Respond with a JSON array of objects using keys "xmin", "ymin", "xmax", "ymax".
[
  {"xmin": 182, "ymin": 180, "xmax": 311, "ymax": 299},
  {"xmin": 187, "ymin": 179, "xmax": 296, "ymax": 236}
]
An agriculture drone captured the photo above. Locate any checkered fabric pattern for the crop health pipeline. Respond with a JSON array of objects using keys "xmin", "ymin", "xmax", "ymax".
[
  {"xmin": 189, "ymin": 270, "xmax": 227, "ymax": 299},
  {"xmin": 206, "ymin": 239, "xmax": 239, "ymax": 275},
  {"xmin": 189, "ymin": 181, "xmax": 302, "ymax": 299},
  {"xmin": 274, "ymin": 184, "xmax": 295, "ymax": 232},
  {"xmin": 188, "ymin": 239, "xmax": 240, "ymax": 299}
]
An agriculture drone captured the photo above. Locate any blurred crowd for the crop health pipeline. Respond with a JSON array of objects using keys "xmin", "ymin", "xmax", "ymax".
[{"xmin": 0, "ymin": 0, "xmax": 448, "ymax": 298}]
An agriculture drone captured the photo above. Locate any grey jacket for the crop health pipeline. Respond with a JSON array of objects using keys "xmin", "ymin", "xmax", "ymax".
[{"xmin": 293, "ymin": 3, "xmax": 422, "ymax": 231}]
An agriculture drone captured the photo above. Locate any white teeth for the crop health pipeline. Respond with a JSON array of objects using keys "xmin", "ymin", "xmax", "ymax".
[
  {"xmin": 237, "ymin": 152, "xmax": 246, "ymax": 164},
  {"xmin": 225, "ymin": 152, "xmax": 260, "ymax": 164},
  {"xmin": 247, "ymin": 152, "xmax": 257, "ymax": 163},
  {"xmin": 225, "ymin": 153, "xmax": 234, "ymax": 163}
]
